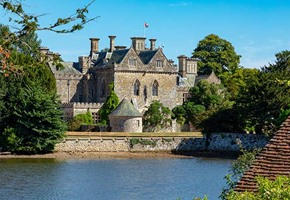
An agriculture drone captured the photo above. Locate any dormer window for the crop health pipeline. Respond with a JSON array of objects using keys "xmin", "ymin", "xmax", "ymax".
[
  {"xmin": 129, "ymin": 58, "xmax": 137, "ymax": 67},
  {"xmin": 156, "ymin": 60, "xmax": 163, "ymax": 67}
]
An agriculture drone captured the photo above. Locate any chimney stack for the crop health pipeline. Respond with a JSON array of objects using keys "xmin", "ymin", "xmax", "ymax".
[
  {"xmin": 131, "ymin": 37, "xmax": 146, "ymax": 51},
  {"xmin": 178, "ymin": 55, "xmax": 187, "ymax": 77},
  {"xmin": 108, "ymin": 35, "xmax": 116, "ymax": 52},
  {"xmin": 149, "ymin": 39, "xmax": 156, "ymax": 50},
  {"xmin": 90, "ymin": 38, "xmax": 100, "ymax": 56}
]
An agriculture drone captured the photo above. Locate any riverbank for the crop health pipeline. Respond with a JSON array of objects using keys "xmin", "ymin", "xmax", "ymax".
[
  {"xmin": 0, "ymin": 150, "xmax": 240, "ymax": 160},
  {"xmin": 0, "ymin": 151, "xmax": 192, "ymax": 160}
]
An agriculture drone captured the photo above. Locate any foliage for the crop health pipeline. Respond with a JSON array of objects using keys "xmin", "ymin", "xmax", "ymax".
[
  {"xmin": 221, "ymin": 67, "xmax": 260, "ymax": 101},
  {"xmin": 0, "ymin": 81, "xmax": 66, "ymax": 153},
  {"xmin": 172, "ymin": 80, "xmax": 233, "ymax": 130},
  {"xmin": 235, "ymin": 64, "xmax": 290, "ymax": 135},
  {"xmin": 67, "ymin": 111, "xmax": 93, "ymax": 131},
  {"xmin": 143, "ymin": 100, "xmax": 172, "ymax": 132},
  {"xmin": 192, "ymin": 34, "xmax": 241, "ymax": 77},
  {"xmin": 98, "ymin": 82, "xmax": 120, "ymax": 125},
  {"xmin": 226, "ymin": 176, "xmax": 290, "ymax": 200},
  {"xmin": 220, "ymin": 148, "xmax": 260, "ymax": 199},
  {"xmin": 0, "ymin": 0, "xmax": 97, "ymax": 153}
]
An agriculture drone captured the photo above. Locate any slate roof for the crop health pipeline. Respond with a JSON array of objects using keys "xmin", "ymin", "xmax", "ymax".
[
  {"xmin": 109, "ymin": 98, "xmax": 142, "ymax": 117},
  {"xmin": 138, "ymin": 50, "xmax": 158, "ymax": 64},
  {"xmin": 109, "ymin": 49, "xmax": 130, "ymax": 64},
  {"xmin": 49, "ymin": 62, "xmax": 81, "ymax": 75},
  {"xmin": 235, "ymin": 116, "xmax": 290, "ymax": 192}
]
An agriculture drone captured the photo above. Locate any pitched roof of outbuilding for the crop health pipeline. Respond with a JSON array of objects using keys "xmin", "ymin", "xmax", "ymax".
[
  {"xmin": 235, "ymin": 116, "xmax": 290, "ymax": 192},
  {"xmin": 109, "ymin": 98, "xmax": 142, "ymax": 117}
]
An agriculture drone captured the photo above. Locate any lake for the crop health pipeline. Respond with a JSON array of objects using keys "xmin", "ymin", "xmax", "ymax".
[{"xmin": 0, "ymin": 157, "xmax": 233, "ymax": 200}]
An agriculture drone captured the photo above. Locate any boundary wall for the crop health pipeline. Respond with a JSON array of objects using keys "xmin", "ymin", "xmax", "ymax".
[{"xmin": 55, "ymin": 132, "xmax": 269, "ymax": 153}]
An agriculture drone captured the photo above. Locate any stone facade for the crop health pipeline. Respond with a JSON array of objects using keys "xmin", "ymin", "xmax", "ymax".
[{"xmin": 48, "ymin": 35, "xmax": 221, "ymax": 131}]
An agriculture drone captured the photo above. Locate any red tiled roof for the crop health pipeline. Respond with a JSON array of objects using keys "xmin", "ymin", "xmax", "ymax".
[{"xmin": 235, "ymin": 116, "xmax": 290, "ymax": 192}]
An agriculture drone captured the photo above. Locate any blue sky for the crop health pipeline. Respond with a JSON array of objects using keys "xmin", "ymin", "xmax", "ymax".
[{"xmin": 2, "ymin": 0, "xmax": 290, "ymax": 68}]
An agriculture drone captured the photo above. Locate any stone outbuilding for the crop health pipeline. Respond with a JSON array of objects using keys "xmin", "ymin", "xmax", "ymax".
[{"xmin": 109, "ymin": 99, "xmax": 143, "ymax": 132}]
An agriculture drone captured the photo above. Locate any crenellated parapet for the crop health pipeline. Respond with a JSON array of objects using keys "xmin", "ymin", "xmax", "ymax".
[{"xmin": 73, "ymin": 102, "xmax": 103, "ymax": 109}]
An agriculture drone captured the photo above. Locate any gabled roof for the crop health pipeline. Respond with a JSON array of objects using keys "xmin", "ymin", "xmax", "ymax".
[
  {"xmin": 235, "ymin": 116, "xmax": 290, "ymax": 192},
  {"xmin": 138, "ymin": 50, "xmax": 158, "ymax": 64},
  {"xmin": 109, "ymin": 49, "xmax": 130, "ymax": 64},
  {"xmin": 109, "ymin": 98, "xmax": 142, "ymax": 117}
]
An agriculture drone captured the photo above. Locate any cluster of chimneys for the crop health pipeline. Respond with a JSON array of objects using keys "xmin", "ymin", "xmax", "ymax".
[{"xmin": 89, "ymin": 36, "xmax": 157, "ymax": 56}]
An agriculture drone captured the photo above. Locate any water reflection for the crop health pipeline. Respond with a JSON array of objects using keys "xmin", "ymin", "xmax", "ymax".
[{"xmin": 0, "ymin": 158, "xmax": 232, "ymax": 200}]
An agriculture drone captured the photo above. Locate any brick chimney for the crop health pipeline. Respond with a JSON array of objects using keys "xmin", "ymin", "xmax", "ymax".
[
  {"xmin": 108, "ymin": 35, "xmax": 116, "ymax": 52},
  {"xmin": 90, "ymin": 38, "xmax": 100, "ymax": 56},
  {"xmin": 149, "ymin": 39, "xmax": 156, "ymax": 50}
]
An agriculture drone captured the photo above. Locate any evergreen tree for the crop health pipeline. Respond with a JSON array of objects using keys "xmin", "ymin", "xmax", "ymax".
[{"xmin": 98, "ymin": 83, "xmax": 120, "ymax": 125}]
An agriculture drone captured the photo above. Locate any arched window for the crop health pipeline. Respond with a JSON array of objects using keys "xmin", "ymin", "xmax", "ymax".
[
  {"xmin": 152, "ymin": 80, "xmax": 158, "ymax": 96},
  {"xmin": 134, "ymin": 80, "xmax": 140, "ymax": 96},
  {"xmin": 101, "ymin": 78, "xmax": 106, "ymax": 97}
]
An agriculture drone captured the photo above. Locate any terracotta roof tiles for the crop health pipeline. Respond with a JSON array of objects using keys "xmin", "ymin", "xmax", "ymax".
[{"xmin": 235, "ymin": 116, "xmax": 290, "ymax": 192}]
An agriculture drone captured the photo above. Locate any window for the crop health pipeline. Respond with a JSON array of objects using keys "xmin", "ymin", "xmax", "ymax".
[
  {"xmin": 156, "ymin": 60, "xmax": 163, "ymax": 67},
  {"xmin": 134, "ymin": 80, "xmax": 140, "ymax": 96},
  {"xmin": 92, "ymin": 112, "xmax": 101, "ymax": 124},
  {"xmin": 152, "ymin": 80, "xmax": 158, "ymax": 96},
  {"xmin": 101, "ymin": 79, "xmax": 106, "ymax": 97},
  {"xmin": 129, "ymin": 58, "xmax": 137, "ymax": 67}
]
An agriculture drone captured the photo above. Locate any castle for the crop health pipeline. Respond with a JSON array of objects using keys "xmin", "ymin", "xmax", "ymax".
[{"xmin": 45, "ymin": 35, "xmax": 220, "ymax": 130}]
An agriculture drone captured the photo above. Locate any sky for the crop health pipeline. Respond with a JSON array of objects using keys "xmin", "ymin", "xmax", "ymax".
[{"xmin": 2, "ymin": 0, "xmax": 290, "ymax": 69}]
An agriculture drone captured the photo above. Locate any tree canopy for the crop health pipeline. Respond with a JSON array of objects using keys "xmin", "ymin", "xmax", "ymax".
[
  {"xmin": 192, "ymin": 34, "xmax": 241, "ymax": 77},
  {"xmin": 0, "ymin": 0, "xmax": 97, "ymax": 153}
]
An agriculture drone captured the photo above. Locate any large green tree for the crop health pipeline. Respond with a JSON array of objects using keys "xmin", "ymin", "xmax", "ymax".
[
  {"xmin": 235, "ymin": 52, "xmax": 290, "ymax": 134},
  {"xmin": 192, "ymin": 34, "xmax": 241, "ymax": 77},
  {"xmin": 0, "ymin": 0, "xmax": 97, "ymax": 153}
]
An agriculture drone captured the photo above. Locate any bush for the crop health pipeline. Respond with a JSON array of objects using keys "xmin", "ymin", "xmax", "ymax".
[{"xmin": 67, "ymin": 111, "xmax": 93, "ymax": 131}]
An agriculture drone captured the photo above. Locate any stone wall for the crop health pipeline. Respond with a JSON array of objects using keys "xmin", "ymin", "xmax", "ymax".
[{"xmin": 55, "ymin": 133, "xmax": 269, "ymax": 153}]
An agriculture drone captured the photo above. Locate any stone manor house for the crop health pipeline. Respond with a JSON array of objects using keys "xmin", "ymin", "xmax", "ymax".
[{"xmin": 44, "ymin": 35, "xmax": 220, "ymax": 131}]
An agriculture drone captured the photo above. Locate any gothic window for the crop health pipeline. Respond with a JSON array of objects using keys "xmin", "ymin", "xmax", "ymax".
[
  {"xmin": 143, "ymin": 85, "xmax": 147, "ymax": 101},
  {"xmin": 101, "ymin": 79, "xmax": 106, "ymax": 97},
  {"xmin": 152, "ymin": 80, "xmax": 158, "ymax": 96},
  {"xmin": 156, "ymin": 60, "xmax": 163, "ymax": 67},
  {"xmin": 134, "ymin": 80, "xmax": 140, "ymax": 96}
]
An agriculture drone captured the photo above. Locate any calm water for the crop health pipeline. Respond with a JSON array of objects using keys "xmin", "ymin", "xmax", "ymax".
[{"xmin": 0, "ymin": 157, "xmax": 232, "ymax": 200}]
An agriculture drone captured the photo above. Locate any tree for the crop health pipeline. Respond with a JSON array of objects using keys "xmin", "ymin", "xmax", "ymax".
[
  {"xmin": 173, "ymin": 80, "xmax": 233, "ymax": 130},
  {"xmin": 0, "ymin": 81, "xmax": 66, "ymax": 153},
  {"xmin": 235, "ymin": 63, "xmax": 290, "ymax": 135},
  {"xmin": 98, "ymin": 83, "xmax": 120, "ymax": 125},
  {"xmin": 221, "ymin": 68, "xmax": 260, "ymax": 101},
  {"xmin": 143, "ymin": 101, "xmax": 172, "ymax": 132},
  {"xmin": 0, "ymin": 0, "xmax": 97, "ymax": 153},
  {"xmin": 192, "ymin": 34, "xmax": 241, "ymax": 77}
]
